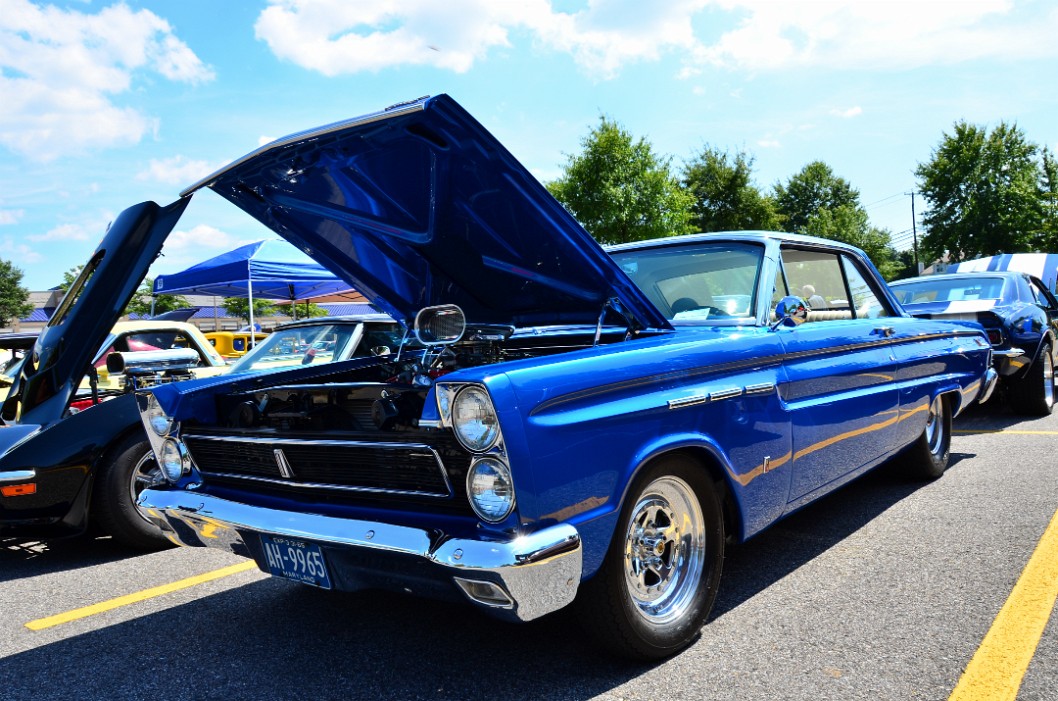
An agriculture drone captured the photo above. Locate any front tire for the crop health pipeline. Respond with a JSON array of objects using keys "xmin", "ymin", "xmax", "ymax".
[
  {"xmin": 1011, "ymin": 342, "xmax": 1055, "ymax": 416},
  {"xmin": 92, "ymin": 434, "xmax": 172, "ymax": 550},
  {"xmin": 576, "ymin": 454, "xmax": 725, "ymax": 660},
  {"xmin": 905, "ymin": 395, "xmax": 951, "ymax": 480}
]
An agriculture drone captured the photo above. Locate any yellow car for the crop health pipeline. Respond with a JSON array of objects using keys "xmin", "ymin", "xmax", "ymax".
[
  {"xmin": 89, "ymin": 320, "xmax": 230, "ymax": 394},
  {"xmin": 203, "ymin": 330, "xmax": 269, "ymax": 359}
]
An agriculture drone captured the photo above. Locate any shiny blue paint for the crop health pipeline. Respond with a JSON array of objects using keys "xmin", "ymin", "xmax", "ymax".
[{"xmin": 183, "ymin": 94, "xmax": 669, "ymax": 333}]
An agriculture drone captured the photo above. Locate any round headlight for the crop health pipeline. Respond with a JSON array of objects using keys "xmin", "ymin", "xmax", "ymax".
[
  {"xmin": 158, "ymin": 439, "xmax": 188, "ymax": 482},
  {"xmin": 146, "ymin": 398, "xmax": 173, "ymax": 437},
  {"xmin": 467, "ymin": 457, "xmax": 516, "ymax": 522},
  {"xmin": 452, "ymin": 386, "xmax": 500, "ymax": 452}
]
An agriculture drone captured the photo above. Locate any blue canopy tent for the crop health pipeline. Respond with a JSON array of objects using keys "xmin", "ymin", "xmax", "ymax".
[
  {"xmin": 947, "ymin": 254, "xmax": 1058, "ymax": 292},
  {"xmin": 152, "ymin": 239, "xmax": 355, "ymax": 336}
]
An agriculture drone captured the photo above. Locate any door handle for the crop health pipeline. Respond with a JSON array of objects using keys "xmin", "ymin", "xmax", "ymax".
[{"xmin": 872, "ymin": 326, "xmax": 895, "ymax": 337}]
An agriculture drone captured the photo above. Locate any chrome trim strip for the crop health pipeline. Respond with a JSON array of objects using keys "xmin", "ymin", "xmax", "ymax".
[
  {"xmin": 139, "ymin": 488, "xmax": 582, "ymax": 622},
  {"xmin": 417, "ymin": 419, "xmax": 442, "ymax": 429},
  {"xmin": 667, "ymin": 394, "xmax": 709, "ymax": 410},
  {"xmin": 992, "ymin": 348, "xmax": 1024, "ymax": 358},
  {"xmin": 196, "ymin": 471, "xmax": 452, "ymax": 498},
  {"xmin": 744, "ymin": 383, "xmax": 775, "ymax": 395},
  {"xmin": 0, "ymin": 469, "xmax": 36, "ymax": 483},
  {"xmin": 184, "ymin": 434, "xmax": 441, "ymax": 451},
  {"xmin": 710, "ymin": 387, "xmax": 743, "ymax": 401}
]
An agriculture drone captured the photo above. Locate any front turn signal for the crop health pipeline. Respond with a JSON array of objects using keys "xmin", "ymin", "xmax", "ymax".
[{"xmin": 1, "ymin": 483, "xmax": 37, "ymax": 497}]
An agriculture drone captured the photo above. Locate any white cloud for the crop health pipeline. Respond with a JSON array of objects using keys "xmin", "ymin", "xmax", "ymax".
[
  {"xmin": 26, "ymin": 222, "xmax": 92, "ymax": 242},
  {"xmin": 693, "ymin": 0, "xmax": 1058, "ymax": 72},
  {"xmin": 0, "ymin": 0, "xmax": 215, "ymax": 161},
  {"xmin": 254, "ymin": 0, "xmax": 707, "ymax": 79},
  {"xmin": 137, "ymin": 156, "xmax": 221, "ymax": 185},
  {"xmin": 252, "ymin": 1, "xmax": 1057, "ymax": 80},
  {"xmin": 0, "ymin": 236, "xmax": 42, "ymax": 264},
  {"xmin": 830, "ymin": 106, "xmax": 863, "ymax": 118},
  {"xmin": 757, "ymin": 138, "xmax": 781, "ymax": 148},
  {"xmin": 0, "ymin": 209, "xmax": 24, "ymax": 225}
]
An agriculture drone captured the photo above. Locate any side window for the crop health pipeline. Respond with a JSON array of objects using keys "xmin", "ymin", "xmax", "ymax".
[
  {"xmin": 1030, "ymin": 278, "xmax": 1058, "ymax": 310},
  {"xmin": 840, "ymin": 255, "xmax": 892, "ymax": 319},
  {"xmin": 779, "ymin": 248, "xmax": 849, "ymax": 312}
]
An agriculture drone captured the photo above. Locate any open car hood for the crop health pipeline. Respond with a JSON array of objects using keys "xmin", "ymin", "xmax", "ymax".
[
  {"xmin": 2, "ymin": 199, "xmax": 188, "ymax": 425},
  {"xmin": 183, "ymin": 94, "xmax": 670, "ymax": 332}
]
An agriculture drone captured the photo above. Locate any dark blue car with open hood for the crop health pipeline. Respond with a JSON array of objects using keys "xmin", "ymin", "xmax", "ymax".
[{"xmin": 2, "ymin": 95, "xmax": 995, "ymax": 660}]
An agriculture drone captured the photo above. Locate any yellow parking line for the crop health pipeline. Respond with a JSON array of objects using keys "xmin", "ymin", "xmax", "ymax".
[
  {"xmin": 953, "ymin": 429, "xmax": 1058, "ymax": 435},
  {"xmin": 949, "ymin": 507, "xmax": 1058, "ymax": 701},
  {"xmin": 25, "ymin": 561, "xmax": 259, "ymax": 631}
]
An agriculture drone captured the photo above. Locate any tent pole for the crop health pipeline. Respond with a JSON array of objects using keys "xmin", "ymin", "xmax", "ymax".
[{"xmin": 248, "ymin": 280, "xmax": 256, "ymax": 347}]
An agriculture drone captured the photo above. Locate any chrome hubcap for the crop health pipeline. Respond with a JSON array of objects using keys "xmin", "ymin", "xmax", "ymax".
[
  {"xmin": 129, "ymin": 451, "xmax": 164, "ymax": 524},
  {"xmin": 623, "ymin": 475, "xmax": 706, "ymax": 625}
]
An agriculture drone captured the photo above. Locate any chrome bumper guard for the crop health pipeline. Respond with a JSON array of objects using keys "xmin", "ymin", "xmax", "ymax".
[
  {"xmin": 138, "ymin": 488, "xmax": 582, "ymax": 622},
  {"xmin": 977, "ymin": 367, "xmax": 999, "ymax": 404}
]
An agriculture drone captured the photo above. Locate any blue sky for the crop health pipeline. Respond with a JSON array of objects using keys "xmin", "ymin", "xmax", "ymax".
[{"xmin": 1, "ymin": 0, "xmax": 1056, "ymax": 291}]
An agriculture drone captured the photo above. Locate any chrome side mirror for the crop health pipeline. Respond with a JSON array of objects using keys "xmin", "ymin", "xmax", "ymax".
[{"xmin": 770, "ymin": 296, "xmax": 809, "ymax": 330}]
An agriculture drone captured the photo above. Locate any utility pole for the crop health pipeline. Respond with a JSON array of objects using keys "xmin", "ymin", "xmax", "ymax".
[{"xmin": 906, "ymin": 191, "xmax": 920, "ymax": 273}]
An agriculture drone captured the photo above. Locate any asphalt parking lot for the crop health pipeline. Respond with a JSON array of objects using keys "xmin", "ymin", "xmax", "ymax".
[{"xmin": 1, "ymin": 402, "xmax": 1055, "ymax": 701}]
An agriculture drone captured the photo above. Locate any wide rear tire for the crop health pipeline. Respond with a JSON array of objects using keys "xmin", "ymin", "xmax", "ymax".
[{"xmin": 576, "ymin": 454, "xmax": 724, "ymax": 660}]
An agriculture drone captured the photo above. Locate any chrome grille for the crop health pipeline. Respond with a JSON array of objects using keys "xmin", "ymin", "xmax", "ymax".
[{"xmin": 183, "ymin": 435, "xmax": 454, "ymax": 498}]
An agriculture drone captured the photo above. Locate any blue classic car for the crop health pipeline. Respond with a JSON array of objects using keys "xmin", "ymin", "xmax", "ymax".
[
  {"xmin": 7, "ymin": 95, "xmax": 994, "ymax": 659},
  {"xmin": 889, "ymin": 271, "xmax": 1058, "ymax": 415}
]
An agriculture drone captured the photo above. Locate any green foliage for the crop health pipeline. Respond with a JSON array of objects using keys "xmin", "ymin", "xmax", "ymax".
[
  {"xmin": 283, "ymin": 301, "xmax": 329, "ymax": 319},
  {"xmin": 124, "ymin": 277, "xmax": 191, "ymax": 317},
  {"xmin": 774, "ymin": 162, "xmax": 860, "ymax": 233},
  {"xmin": 58, "ymin": 265, "xmax": 83, "ymax": 295},
  {"xmin": 547, "ymin": 115, "xmax": 694, "ymax": 245},
  {"xmin": 915, "ymin": 121, "xmax": 1043, "ymax": 263},
  {"xmin": 1040, "ymin": 147, "xmax": 1058, "ymax": 251},
  {"xmin": 223, "ymin": 296, "xmax": 277, "ymax": 325},
  {"xmin": 0, "ymin": 259, "xmax": 34, "ymax": 327},
  {"xmin": 803, "ymin": 205, "xmax": 904, "ymax": 281},
  {"xmin": 681, "ymin": 146, "xmax": 781, "ymax": 232}
]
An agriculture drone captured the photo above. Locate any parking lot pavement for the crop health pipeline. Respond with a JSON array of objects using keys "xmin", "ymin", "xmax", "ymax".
[{"xmin": 1, "ymin": 403, "xmax": 1055, "ymax": 701}]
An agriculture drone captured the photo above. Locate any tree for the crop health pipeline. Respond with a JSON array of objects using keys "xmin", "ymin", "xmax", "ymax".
[
  {"xmin": 681, "ymin": 146, "xmax": 781, "ymax": 232},
  {"xmin": 124, "ymin": 277, "xmax": 191, "ymax": 318},
  {"xmin": 0, "ymin": 259, "xmax": 34, "ymax": 328},
  {"xmin": 282, "ymin": 301, "xmax": 329, "ymax": 320},
  {"xmin": 774, "ymin": 161, "xmax": 860, "ymax": 233},
  {"xmin": 1040, "ymin": 147, "xmax": 1058, "ymax": 251},
  {"xmin": 804, "ymin": 205, "xmax": 904, "ymax": 280},
  {"xmin": 57, "ymin": 265, "xmax": 83, "ymax": 295},
  {"xmin": 915, "ymin": 121, "xmax": 1042, "ymax": 263},
  {"xmin": 547, "ymin": 115, "xmax": 694, "ymax": 245},
  {"xmin": 223, "ymin": 297, "xmax": 276, "ymax": 326}
]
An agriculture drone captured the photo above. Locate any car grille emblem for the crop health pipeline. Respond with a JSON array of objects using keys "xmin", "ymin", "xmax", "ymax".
[{"xmin": 274, "ymin": 448, "xmax": 295, "ymax": 479}]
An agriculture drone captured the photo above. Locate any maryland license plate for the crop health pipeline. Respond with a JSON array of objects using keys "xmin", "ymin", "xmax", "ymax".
[{"xmin": 260, "ymin": 534, "xmax": 332, "ymax": 589}]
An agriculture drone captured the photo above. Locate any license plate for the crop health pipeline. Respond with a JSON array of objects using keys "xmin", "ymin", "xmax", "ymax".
[{"xmin": 260, "ymin": 534, "xmax": 332, "ymax": 589}]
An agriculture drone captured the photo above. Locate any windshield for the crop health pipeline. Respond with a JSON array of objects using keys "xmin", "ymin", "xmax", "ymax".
[
  {"xmin": 891, "ymin": 276, "xmax": 1006, "ymax": 305},
  {"xmin": 230, "ymin": 321, "xmax": 404, "ymax": 373},
  {"xmin": 609, "ymin": 242, "xmax": 763, "ymax": 323}
]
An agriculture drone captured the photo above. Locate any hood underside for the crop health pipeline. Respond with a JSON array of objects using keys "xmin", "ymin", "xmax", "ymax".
[{"xmin": 184, "ymin": 94, "xmax": 669, "ymax": 332}]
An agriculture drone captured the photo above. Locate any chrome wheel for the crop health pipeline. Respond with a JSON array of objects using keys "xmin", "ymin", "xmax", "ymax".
[
  {"xmin": 1043, "ymin": 349, "xmax": 1054, "ymax": 410},
  {"xmin": 128, "ymin": 450, "xmax": 164, "ymax": 524},
  {"xmin": 623, "ymin": 475, "xmax": 706, "ymax": 625},
  {"xmin": 924, "ymin": 396, "xmax": 945, "ymax": 459}
]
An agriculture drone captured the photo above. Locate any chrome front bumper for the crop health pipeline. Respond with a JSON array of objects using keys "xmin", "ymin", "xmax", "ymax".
[{"xmin": 138, "ymin": 488, "xmax": 582, "ymax": 622}]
